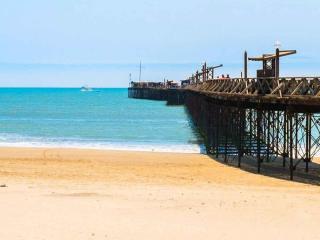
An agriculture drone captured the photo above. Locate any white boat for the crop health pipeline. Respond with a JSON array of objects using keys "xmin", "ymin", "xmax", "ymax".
[{"xmin": 80, "ymin": 85, "xmax": 93, "ymax": 92}]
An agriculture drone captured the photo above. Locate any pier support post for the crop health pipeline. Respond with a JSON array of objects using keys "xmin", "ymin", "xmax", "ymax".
[
  {"xmin": 238, "ymin": 108, "xmax": 245, "ymax": 168},
  {"xmin": 305, "ymin": 113, "xmax": 311, "ymax": 172},
  {"xmin": 276, "ymin": 111, "xmax": 280, "ymax": 156},
  {"xmin": 295, "ymin": 113, "xmax": 298, "ymax": 159},
  {"xmin": 266, "ymin": 111, "xmax": 271, "ymax": 162},
  {"xmin": 289, "ymin": 112, "xmax": 294, "ymax": 180},
  {"xmin": 224, "ymin": 108, "xmax": 228, "ymax": 163},
  {"xmin": 283, "ymin": 111, "xmax": 287, "ymax": 167},
  {"xmin": 248, "ymin": 109, "xmax": 253, "ymax": 155},
  {"xmin": 257, "ymin": 109, "xmax": 262, "ymax": 173},
  {"xmin": 215, "ymin": 106, "xmax": 220, "ymax": 158}
]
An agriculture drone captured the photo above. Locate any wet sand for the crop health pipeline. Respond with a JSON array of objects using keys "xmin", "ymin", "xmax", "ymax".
[{"xmin": 0, "ymin": 147, "xmax": 319, "ymax": 240}]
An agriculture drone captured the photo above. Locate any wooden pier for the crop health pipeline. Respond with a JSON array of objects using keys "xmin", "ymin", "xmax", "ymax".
[{"xmin": 128, "ymin": 48, "xmax": 320, "ymax": 180}]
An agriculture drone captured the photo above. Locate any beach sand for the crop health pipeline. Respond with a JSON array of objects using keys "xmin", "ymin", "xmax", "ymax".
[{"xmin": 0, "ymin": 147, "xmax": 319, "ymax": 240}]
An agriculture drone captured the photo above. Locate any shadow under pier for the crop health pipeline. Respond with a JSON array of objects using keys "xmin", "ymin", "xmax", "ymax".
[{"xmin": 209, "ymin": 154, "xmax": 320, "ymax": 186}]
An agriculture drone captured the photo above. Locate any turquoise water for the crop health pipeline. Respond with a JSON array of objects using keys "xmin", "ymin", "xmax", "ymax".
[{"xmin": 0, "ymin": 88, "xmax": 203, "ymax": 153}]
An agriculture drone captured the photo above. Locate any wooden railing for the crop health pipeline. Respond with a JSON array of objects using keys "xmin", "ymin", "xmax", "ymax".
[{"xmin": 185, "ymin": 77, "xmax": 320, "ymax": 97}]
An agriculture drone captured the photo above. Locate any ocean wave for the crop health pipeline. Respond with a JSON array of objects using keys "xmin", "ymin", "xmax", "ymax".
[
  {"xmin": 0, "ymin": 133, "xmax": 205, "ymax": 154},
  {"xmin": 0, "ymin": 117, "xmax": 190, "ymax": 124}
]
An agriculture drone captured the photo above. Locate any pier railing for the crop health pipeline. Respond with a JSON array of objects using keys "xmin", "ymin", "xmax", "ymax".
[
  {"xmin": 130, "ymin": 81, "xmax": 179, "ymax": 89},
  {"xmin": 130, "ymin": 77, "xmax": 320, "ymax": 98},
  {"xmin": 186, "ymin": 77, "xmax": 320, "ymax": 98}
]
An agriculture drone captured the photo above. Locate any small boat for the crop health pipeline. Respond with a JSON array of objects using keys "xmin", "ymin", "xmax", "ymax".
[{"xmin": 80, "ymin": 85, "xmax": 93, "ymax": 92}]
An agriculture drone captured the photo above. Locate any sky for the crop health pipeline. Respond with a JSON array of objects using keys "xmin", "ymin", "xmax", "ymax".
[{"xmin": 0, "ymin": 0, "xmax": 319, "ymax": 87}]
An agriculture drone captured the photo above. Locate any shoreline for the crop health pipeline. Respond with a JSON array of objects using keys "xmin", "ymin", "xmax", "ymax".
[{"xmin": 0, "ymin": 142, "xmax": 205, "ymax": 154}]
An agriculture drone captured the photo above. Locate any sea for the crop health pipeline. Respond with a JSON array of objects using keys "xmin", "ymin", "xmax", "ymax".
[{"xmin": 0, "ymin": 88, "xmax": 204, "ymax": 153}]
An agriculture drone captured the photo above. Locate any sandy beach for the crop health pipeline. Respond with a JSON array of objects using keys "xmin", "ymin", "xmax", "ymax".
[{"xmin": 0, "ymin": 147, "xmax": 319, "ymax": 240}]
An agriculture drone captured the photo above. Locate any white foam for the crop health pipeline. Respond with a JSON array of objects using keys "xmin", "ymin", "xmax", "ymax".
[{"xmin": 0, "ymin": 139, "xmax": 205, "ymax": 154}]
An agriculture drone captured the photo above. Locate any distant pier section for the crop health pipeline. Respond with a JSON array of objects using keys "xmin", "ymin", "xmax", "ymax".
[
  {"xmin": 128, "ymin": 81, "xmax": 186, "ymax": 105},
  {"xmin": 128, "ymin": 48, "xmax": 320, "ymax": 180}
]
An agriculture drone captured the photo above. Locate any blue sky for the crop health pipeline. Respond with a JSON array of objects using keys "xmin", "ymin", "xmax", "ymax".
[{"xmin": 0, "ymin": 0, "xmax": 319, "ymax": 87}]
